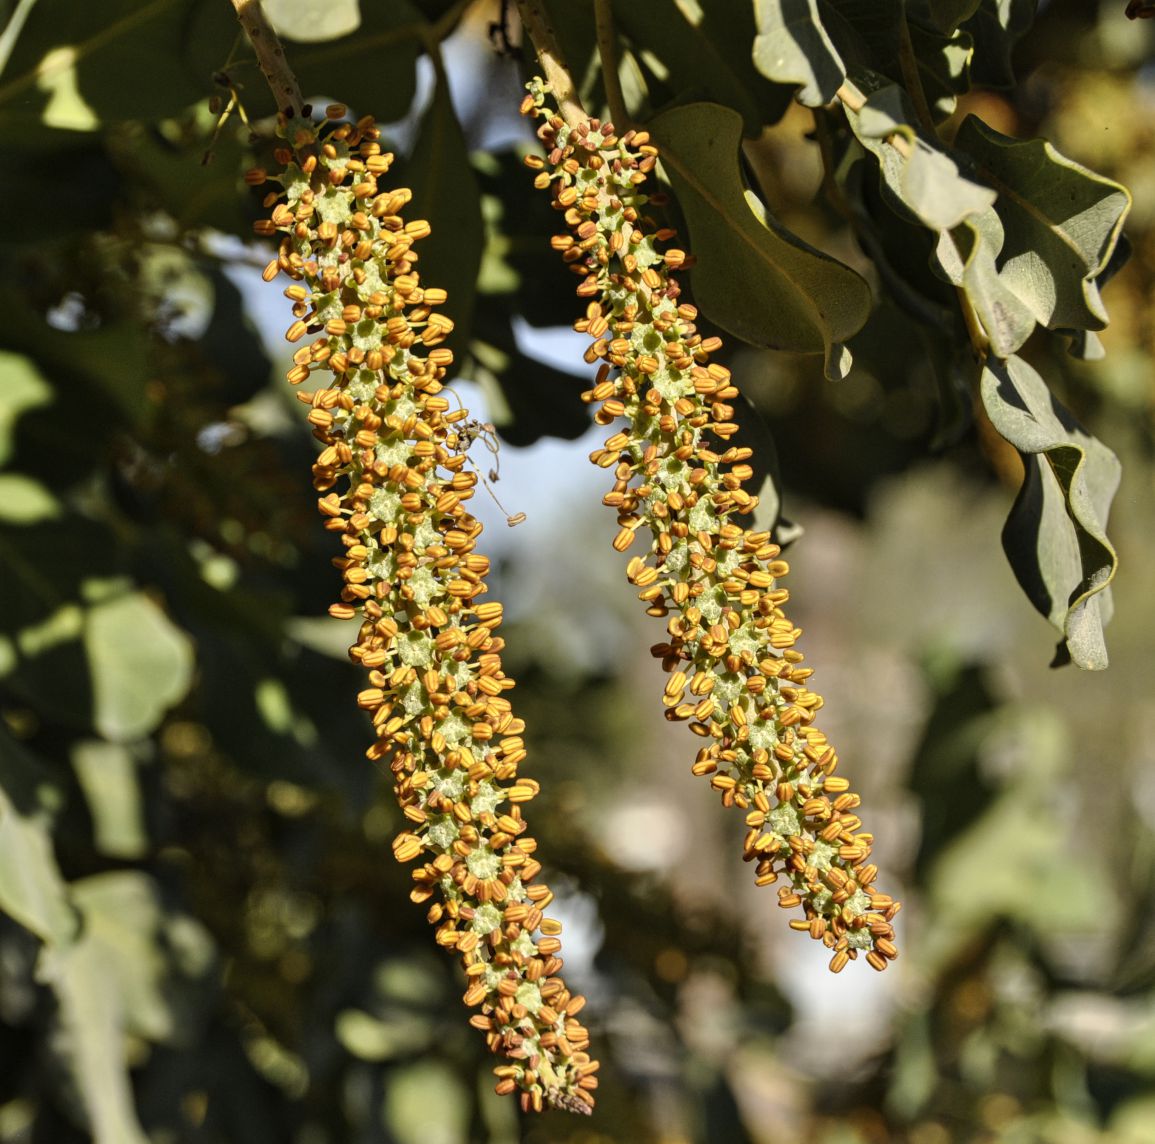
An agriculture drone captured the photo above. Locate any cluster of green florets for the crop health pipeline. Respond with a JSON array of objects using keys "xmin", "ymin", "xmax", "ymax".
[
  {"xmin": 523, "ymin": 81, "xmax": 900, "ymax": 973},
  {"xmin": 250, "ymin": 103, "xmax": 597, "ymax": 1114}
]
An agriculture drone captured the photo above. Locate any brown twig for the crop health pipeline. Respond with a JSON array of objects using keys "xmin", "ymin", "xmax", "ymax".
[
  {"xmin": 516, "ymin": 0, "xmax": 585, "ymax": 128},
  {"xmin": 229, "ymin": 0, "xmax": 303, "ymax": 116}
]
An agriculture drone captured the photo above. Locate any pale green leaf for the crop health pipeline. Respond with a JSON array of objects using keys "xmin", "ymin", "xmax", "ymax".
[
  {"xmin": 935, "ymin": 207, "xmax": 1036, "ymax": 357},
  {"xmin": 0, "ymin": 350, "xmax": 52, "ymax": 467},
  {"xmin": 36, "ymin": 874, "xmax": 172, "ymax": 1144},
  {"xmin": 265, "ymin": 0, "xmax": 361, "ymax": 41},
  {"xmin": 981, "ymin": 355, "xmax": 1120, "ymax": 669},
  {"xmin": 71, "ymin": 740, "xmax": 147, "ymax": 860},
  {"xmin": 752, "ymin": 0, "xmax": 845, "ymax": 107},
  {"xmin": 845, "ymin": 81, "xmax": 996, "ymax": 231},
  {"xmin": 0, "ymin": 729, "xmax": 77, "ymax": 948},
  {"xmin": 0, "ymin": 474, "xmax": 60, "ymax": 524},
  {"xmin": 648, "ymin": 102, "xmax": 870, "ymax": 377},
  {"xmin": 84, "ymin": 590, "xmax": 195, "ymax": 741},
  {"xmin": 956, "ymin": 115, "xmax": 1131, "ymax": 334}
]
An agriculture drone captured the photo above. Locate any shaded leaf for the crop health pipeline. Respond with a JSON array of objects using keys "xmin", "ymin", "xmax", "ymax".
[
  {"xmin": 613, "ymin": 0, "xmax": 792, "ymax": 134},
  {"xmin": 980, "ymin": 355, "xmax": 1120, "ymax": 669},
  {"xmin": 402, "ymin": 77, "xmax": 484, "ymax": 362},
  {"xmin": 820, "ymin": 2, "xmax": 975, "ymax": 121},
  {"xmin": 752, "ymin": 0, "xmax": 846, "ymax": 107},
  {"xmin": 474, "ymin": 150, "xmax": 577, "ymax": 330},
  {"xmin": 191, "ymin": 0, "xmax": 425, "ymax": 124},
  {"xmin": 0, "ymin": 0, "xmax": 424, "ymax": 132},
  {"xmin": 907, "ymin": 0, "xmax": 982, "ymax": 34},
  {"xmin": 956, "ymin": 115, "xmax": 1131, "ymax": 335},
  {"xmin": 907, "ymin": 662, "xmax": 1001, "ymax": 880},
  {"xmin": 0, "ymin": 290, "xmax": 152, "ymax": 430},
  {"xmin": 648, "ymin": 102, "xmax": 871, "ymax": 377},
  {"xmin": 961, "ymin": 0, "xmax": 1037, "ymax": 87}
]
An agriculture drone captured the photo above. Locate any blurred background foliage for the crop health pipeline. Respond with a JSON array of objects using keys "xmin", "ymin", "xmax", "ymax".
[{"xmin": 0, "ymin": 0, "xmax": 1153, "ymax": 1141}]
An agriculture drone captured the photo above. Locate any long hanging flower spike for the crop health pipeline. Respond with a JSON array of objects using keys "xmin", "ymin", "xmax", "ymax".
[
  {"xmin": 522, "ymin": 82, "xmax": 900, "ymax": 974},
  {"xmin": 249, "ymin": 105, "xmax": 598, "ymax": 1114}
]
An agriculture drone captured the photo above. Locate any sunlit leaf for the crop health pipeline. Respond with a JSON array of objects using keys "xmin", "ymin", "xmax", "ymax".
[
  {"xmin": 0, "ymin": 729, "xmax": 77, "ymax": 948},
  {"xmin": 955, "ymin": 115, "xmax": 1131, "ymax": 335},
  {"xmin": 981, "ymin": 355, "xmax": 1120, "ymax": 669},
  {"xmin": 71, "ymin": 740, "xmax": 147, "ymax": 859},
  {"xmin": 934, "ymin": 206, "xmax": 1036, "ymax": 357},
  {"xmin": 84, "ymin": 588, "xmax": 195, "ymax": 741},
  {"xmin": 648, "ymin": 102, "xmax": 870, "ymax": 377},
  {"xmin": 0, "ymin": 474, "xmax": 60, "ymax": 523},
  {"xmin": 752, "ymin": 0, "xmax": 846, "ymax": 107},
  {"xmin": 37, "ymin": 874, "xmax": 184, "ymax": 1144},
  {"xmin": 844, "ymin": 80, "xmax": 995, "ymax": 231}
]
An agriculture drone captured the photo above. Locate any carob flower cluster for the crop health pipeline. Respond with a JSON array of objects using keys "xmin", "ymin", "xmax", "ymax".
[
  {"xmin": 250, "ymin": 105, "xmax": 597, "ymax": 1114},
  {"xmin": 522, "ymin": 81, "xmax": 899, "ymax": 974}
]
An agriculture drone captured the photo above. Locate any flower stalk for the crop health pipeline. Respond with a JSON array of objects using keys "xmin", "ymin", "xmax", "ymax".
[
  {"xmin": 250, "ymin": 105, "xmax": 597, "ymax": 1114},
  {"xmin": 522, "ymin": 80, "xmax": 900, "ymax": 973}
]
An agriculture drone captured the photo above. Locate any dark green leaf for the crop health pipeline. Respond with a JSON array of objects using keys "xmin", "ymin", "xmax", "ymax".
[
  {"xmin": 961, "ymin": 0, "xmax": 1036, "ymax": 87},
  {"xmin": 955, "ymin": 115, "xmax": 1131, "ymax": 336},
  {"xmin": 0, "ymin": 0, "xmax": 207, "ymax": 130},
  {"xmin": 0, "ymin": 0, "xmax": 437, "ymax": 133},
  {"xmin": 613, "ymin": 0, "xmax": 792, "ymax": 133},
  {"xmin": 981, "ymin": 355, "xmax": 1120, "ymax": 669},
  {"xmin": 907, "ymin": 662, "xmax": 1001, "ymax": 880},
  {"xmin": 0, "ymin": 289, "xmax": 152, "ymax": 430},
  {"xmin": 188, "ymin": 0, "xmax": 425, "ymax": 124},
  {"xmin": 469, "ymin": 299, "xmax": 591, "ymax": 446},
  {"xmin": 474, "ymin": 150, "xmax": 578, "ymax": 330},
  {"xmin": 907, "ymin": 0, "xmax": 982, "ymax": 34},
  {"xmin": 648, "ymin": 102, "xmax": 871, "ymax": 377},
  {"xmin": 402, "ymin": 78, "xmax": 484, "ymax": 361}
]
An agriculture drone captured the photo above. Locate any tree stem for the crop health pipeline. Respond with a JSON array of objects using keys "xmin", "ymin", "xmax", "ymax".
[
  {"xmin": 516, "ymin": 0, "xmax": 586, "ymax": 128},
  {"xmin": 229, "ymin": 0, "xmax": 303, "ymax": 117}
]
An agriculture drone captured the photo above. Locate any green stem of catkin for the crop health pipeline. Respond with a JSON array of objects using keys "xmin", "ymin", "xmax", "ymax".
[
  {"xmin": 522, "ymin": 80, "xmax": 901, "ymax": 974},
  {"xmin": 248, "ymin": 105, "xmax": 598, "ymax": 1116}
]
